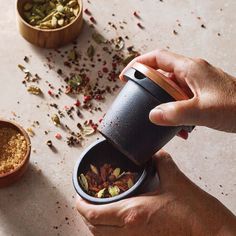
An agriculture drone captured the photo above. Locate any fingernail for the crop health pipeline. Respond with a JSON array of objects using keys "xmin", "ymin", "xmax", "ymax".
[{"xmin": 149, "ymin": 108, "xmax": 164, "ymax": 124}]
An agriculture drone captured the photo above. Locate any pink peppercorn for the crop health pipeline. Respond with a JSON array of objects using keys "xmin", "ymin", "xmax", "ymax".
[
  {"xmin": 74, "ymin": 100, "xmax": 81, "ymax": 107},
  {"xmin": 84, "ymin": 95, "xmax": 92, "ymax": 102},
  {"xmin": 55, "ymin": 133, "xmax": 62, "ymax": 139},
  {"xmin": 102, "ymin": 67, "xmax": 109, "ymax": 73}
]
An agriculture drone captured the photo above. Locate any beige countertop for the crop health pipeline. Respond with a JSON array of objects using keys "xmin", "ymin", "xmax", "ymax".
[{"xmin": 0, "ymin": 0, "xmax": 235, "ymax": 235}]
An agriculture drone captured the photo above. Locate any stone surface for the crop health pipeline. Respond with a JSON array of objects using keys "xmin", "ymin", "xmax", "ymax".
[{"xmin": 0, "ymin": 0, "xmax": 235, "ymax": 235}]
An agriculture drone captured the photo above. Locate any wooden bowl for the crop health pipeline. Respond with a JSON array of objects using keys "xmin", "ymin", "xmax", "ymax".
[
  {"xmin": 0, "ymin": 120, "xmax": 31, "ymax": 188},
  {"xmin": 16, "ymin": 0, "xmax": 83, "ymax": 48}
]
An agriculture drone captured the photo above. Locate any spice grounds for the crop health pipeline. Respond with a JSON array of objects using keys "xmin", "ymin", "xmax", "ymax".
[
  {"xmin": 0, "ymin": 127, "xmax": 27, "ymax": 175},
  {"xmin": 79, "ymin": 163, "xmax": 138, "ymax": 198}
]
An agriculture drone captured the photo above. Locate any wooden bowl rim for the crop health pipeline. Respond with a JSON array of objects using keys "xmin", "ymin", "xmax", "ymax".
[
  {"xmin": 16, "ymin": 0, "xmax": 83, "ymax": 32},
  {"xmin": 0, "ymin": 119, "xmax": 31, "ymax": 179}
]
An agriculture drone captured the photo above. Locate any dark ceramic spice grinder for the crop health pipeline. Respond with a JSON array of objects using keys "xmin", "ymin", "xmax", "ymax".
[{"xmin": 99, "ymin": 62, "xmax": 193, "ymax": 166}]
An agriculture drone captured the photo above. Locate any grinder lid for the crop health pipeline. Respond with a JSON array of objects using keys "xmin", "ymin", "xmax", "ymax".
[{"xmin": 131, "ymin": 62, "xmax": 190, "ymax": 101}]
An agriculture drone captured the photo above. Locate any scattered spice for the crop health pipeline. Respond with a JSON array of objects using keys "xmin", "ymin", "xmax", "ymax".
[
  {"xmin": 24, "ymin": 56, "xmax": 29, "ymax": 63},
  {"xmin": 27, "ymin": 86, "xmax": 42, "ymax": 95},
  {"xmin": 17, "ymin": 17, "xmax": 140, "ymax": 149},
  {"xmin": 173, "ymin": 30, "xmax": 178, "ymax": 35},
  {"xmin": 55, "ymin": 133, "xmax": 62, "ymax": 139},
  {"xmin": 51, "ymin": 114, "xmax": 61, "ymax": 126},
  {"xmin": 92, "ymin": 33, "xmax": 107, "ymax": 44},
  {"xmin": 46, "ymin": 140, "xmax": 53, "ymax": 147},
  {"xmin": 0, "ymin": 127, "xmax": 27, "ymax": 174},
  {"xmin": 84, "ymin": 8, "xmax": 91, "ymax": 15},
  {"xmin": 87, "ymin": 45, "xmax": 95, "ymax": 58},
  {"xmin": 137, "ymin": 22, "xmax": 144, "ymax": 29},
  {"xmin": 133, "ymin": 11, "xmax": 140, "ymax": 19},
  {"xmin": 79, "ymin": 163, "xmax": 138, "ymax": 198},
  {"xmin": 26, "ymin": 127, "xmax": 35, "ymax": 137},
  {"xmin": 90, "ymin": 16, "xmax": 96, "ymax": 24},
  {"xmin": 112, "ymin": 37, "xmax": 125, "ymax": 51}
]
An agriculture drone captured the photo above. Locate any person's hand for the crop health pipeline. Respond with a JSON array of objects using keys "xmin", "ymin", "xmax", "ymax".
[
  {"xmin": 76, "ymin": 150, "xmax": 236, "ymax": 236},
  {"xmin": 120, "ymin": 49, "xmax": 236, "ymax": 133}
]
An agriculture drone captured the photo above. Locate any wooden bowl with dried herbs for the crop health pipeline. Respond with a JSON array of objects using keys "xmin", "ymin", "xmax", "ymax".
[
  {"xmin": 0, "ymin": 120, "xmax": 31, "ymax": 188},
  {"xmin": 73, "ymin": 138, "xmax": 158, "ymax": 204},
  {"xmin": 16, "ymin": 0, "xmax": 83, "ymax": 48}
]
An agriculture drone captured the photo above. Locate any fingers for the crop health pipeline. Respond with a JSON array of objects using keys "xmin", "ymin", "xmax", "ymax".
[
  {"xmin": 76, "ymin": 197, "xmax": 125, "ymax": 227},
  {"xmin": 81, "ymin": 215, "xmax": 124, "ymax": 236},
  {"xmin": 87, "ymin": 224, "xmax": 124, "ymax": 236},
  {"xmin": 152, "ymin": 150, "xmax": 180, "ymax": 188},
  {"xmin": 119, "ymin": 49, "xmax": 186, "ymax": 81},
  {"xmin": 149, "ymin": 98, "xmax": 200, "ymax": 126}
]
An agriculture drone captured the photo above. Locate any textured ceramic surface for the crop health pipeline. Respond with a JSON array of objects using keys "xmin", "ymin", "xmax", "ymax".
[{"xmin": 99, "ymin": 68, "xmax": 182, "ymax": 166}]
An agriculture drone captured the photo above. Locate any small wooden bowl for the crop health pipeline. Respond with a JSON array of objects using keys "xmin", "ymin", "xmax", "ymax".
[
  {"xmin": 16, "ymin": 0, "xmax": 83, "ymax": 48},
  {"xmin": 0, "ymin": 120, "xmax": 31, "ymax": 188}
]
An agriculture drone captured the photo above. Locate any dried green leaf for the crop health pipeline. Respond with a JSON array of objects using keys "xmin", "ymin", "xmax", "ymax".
[
  {"xmin": 87, "ymin": 45, "xmax": 95, "ymax": 58},
  {"xmin": 57, "ymin": 18, "xmax": 64, "ymax": 26},
  {"xmin": 82, "ymin": 126, "xmax": 95, "ymax": 136},
  {"xmin": 18, "ymin": 64, "xmax": 30, "ymax": 74},
  {"xmin": 90, "ymin": 164, "xmax": 99, "ymax": 175},
  {"xmin": 92, "ymin": 33, "xmax": 107, "ymax": 44},
  {"xmin": 24, "ymin": 3, "xmax": 33, "ymax": 11},
  {"xmin": 114, "ymin": 37, "xmax": 125, "ymax": 51},
  {"xmin": 112, "ymin": 168, "xmax": 121, "ymax": 178},
  {"xmin": 51, "ymin": 16, "xmax": 57, "ymax": 27},
  {"xmin": 117, "ymin": 171, "xmax": 126, "ymax": 179},
  {"xmin": 27, "ymin": 86, "xmax": 42, "ymax": 95},
  {"xmin": 56, "ymin": 5, "xmax": 64, "ymax": 12},
  {"xmin": 79, "ymin": 174, "xmax": 89, "ymax": 192},
  {"xmin": 73, "ymin": 7, "xmax": 79, "ymax": 16},
  {"xmin": 108, "ymin": 186, "xmax": 120, "ymax": 197},
  {"xmin": 51, "ymin": 114, "xmax": 61, "ymax": 126},
  {"xmin": 67, "ymin": 49, "xmax": 77, "ymax": 61},
  {"xmin": 67, "ymin": 74, "xmax": 82, "ymax": 90},
  {"xmin": 97, "ymin": 188, "xmax": 106, "ymax": 198},
  {"xmin": 67, "ymin": 0, "xmax": 77, "ymax": 8}
]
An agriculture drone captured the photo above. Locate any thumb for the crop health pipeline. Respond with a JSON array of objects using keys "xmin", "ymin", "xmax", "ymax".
[{"xmin": 149, "ymin": 98, "xmax": 199, "ymax": 126}]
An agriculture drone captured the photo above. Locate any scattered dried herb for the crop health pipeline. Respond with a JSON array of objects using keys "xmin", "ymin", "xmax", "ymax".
[
  {"xmin": 27, "ymin": 85, "xmax": 42, "ymax": 95},
  {"xmin": 113, "ymin": 37, "xmax": 125, "ymax": 51},
  {"xmin": 67, "ymin": 49, "xmax": 77, "ymax": 61},
  {"xmin": 137, "ymin": 22, "xmax": 144, "ymax": 29},
  {"xmin": 92, "ymin": 33, "xmax": 107, "ymax": 44},
  {"xmin": 173, "ymin": 29, "xmax": 178, "ymax": 35},
  {"xmin": 46, "ymin": 140, "xmax": 53, "ymax": 147},
  {"xmin": 87, "ymin": 45, "xmax": 95, "ymax": 58},
  {"xmin": 79, "ymin": 163, "xmax": 138, "ymax": 198},
  {"xmin": 133, "ymin": 11, "xmax": 140, "ymax": 19},
  {"xmin": 24, "ymin": 56, "xmax": 29, "ymax": 63},
  {"xmin": 51, "ymin": 114, "xmax": 61, "ymax": 126}
]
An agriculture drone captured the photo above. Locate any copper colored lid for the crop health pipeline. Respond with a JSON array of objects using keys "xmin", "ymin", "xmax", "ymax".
[{"xmin": 131, "ymin": 62, "xmax": 189, "ymax": 101}]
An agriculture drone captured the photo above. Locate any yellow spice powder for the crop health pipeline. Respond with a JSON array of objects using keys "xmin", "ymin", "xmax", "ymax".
[{"xmin": 0, "ymin": 127, "xmax": 27, "ymax": 175}]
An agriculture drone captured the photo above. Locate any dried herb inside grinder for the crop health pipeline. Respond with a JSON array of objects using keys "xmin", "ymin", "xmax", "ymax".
[{"xmin": 79, "ymin": 163, "xmax": 138, "ymax": 198}]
